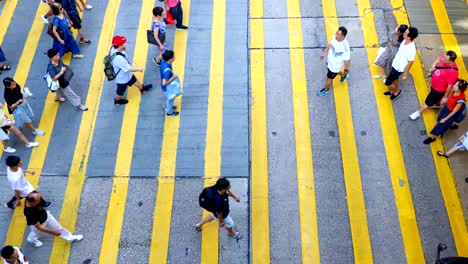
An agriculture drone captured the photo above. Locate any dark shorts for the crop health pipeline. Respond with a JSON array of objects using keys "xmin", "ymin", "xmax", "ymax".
[
  {"xmin": 116, "ymin": 75, "xmax": 137, "ymax": 96},
  {"xmin": 69, "ymin": 14, "xmax": 82, "ymax": 30},
  {"xmin": 327, "ymin": 68, "xmax": 339, "ymax": 79},
  {"xmin": 385, "ymin": 67, "xmax": 403, "ymax": 86},
  {"xmin": 425, "ymin": 88, "xmax": 445, "ymax": 107}
]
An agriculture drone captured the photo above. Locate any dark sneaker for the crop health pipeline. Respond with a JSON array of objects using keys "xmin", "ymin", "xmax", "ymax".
[
  {"xmin": 317, "ymin": 88, "xmax": 329, "ymax": 97},
  {"xmin": 423, "ymin": 137, "xmax": 436, "ymax": 144},
  {"xmin": 176, "ymin": 25, "xmax": 188, "ymax": 30},
  {"xmin": 390, "ymin": 90, "xmax": 402, "ymax": 100},
  {"xmin": 383, "ymin": 91, "xmax": 391, "ymax": 96},
  {"xmin": 80, "ymin": 38, "xmax": 91, "ymax": 44},
  {"xmin": 166, "ymin": 111, "xmax": 180, "ymax": 116},
  {"xmin": 449, "ymin": 124, "xmax": 459, "ymax": 130},
  {"xmin": 141, "ymin": 84, "xmax": 153, "ymax": 94},
  {"xmin": 339, "ymin": 73, "xmax": 349, "ymax": 83},
  {"xmin": 44, "ymin": 202, "xmax": 52, "ymax": 208},
  {"xmin": 114, "ymin": 99, "xmax": 129, "ymax": 105}
]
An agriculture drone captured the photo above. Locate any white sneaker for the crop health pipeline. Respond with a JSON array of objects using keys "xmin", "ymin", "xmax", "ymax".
[
  {"xmin": 33, "ymin": 129, "xmax": 45, "ymax": 136},
  {"xmin": 85, "ymin": 4, "xmax": 93, "ymax": 9},
  {"xmin": 67, "ymin": 234, "xmax": 83, "ymax": 243},
  {"xmin": 25, "ymin": 142, "xmax": 39, "ymax": 148},
  {"xmin": 409, "ymin": 111, "xmax": 421, "ymax": 120},
  {"xmin": 29, "ymin": 239, "xmax": 43, "ymax": 247},
  {"xmin": 41, "ymin": 15, "xmax": 49, "ymax": 24},
  {"xmin": 3, "ymin": 147, "xmax": 16, "ymax": 153}
]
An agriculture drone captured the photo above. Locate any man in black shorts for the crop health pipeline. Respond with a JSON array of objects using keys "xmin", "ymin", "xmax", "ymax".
[{"xmin": 61, "ymin": 0, "xmax": 91, "ymax": 44}]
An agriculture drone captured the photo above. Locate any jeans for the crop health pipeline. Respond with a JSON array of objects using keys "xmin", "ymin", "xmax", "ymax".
[
  {"xmin": 166, "ymin": 94, "xmax": 175, "ymax": 114},
  {"xmin": 170, "ymin": 1, "xmax": 184, "ymax": 28}
]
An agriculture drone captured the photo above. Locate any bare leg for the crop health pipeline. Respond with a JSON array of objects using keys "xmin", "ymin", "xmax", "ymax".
[
  {"xmin": 196, "ymin": 214, "xmax": 215, "ymax": 228},
  {"xmin": 2, "ymin": 140, "xmax": 8, "ymax": 149},
  {"xmin": 445, "ymin": 144, "xmax": 460, "ymax": 157},
  {"xmin": 324, "ymin": 78, "xmax": 333, "ymax": 90},
  {"xmin": 133, "ymin": 80, "xmax": 143, "ymax": 90},
  {"xmin": 9, "ymin": 126, "xmax": 30, "ymax": 145}
]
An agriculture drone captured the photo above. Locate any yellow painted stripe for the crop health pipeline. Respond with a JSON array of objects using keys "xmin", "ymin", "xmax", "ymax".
[
  {"xmin": 0, "ymin": 0, "xmax": 18, "ymax": 44},
  {"xmin": 98, "ymin": 0, "xmax": 153, "ymax": 262},
  {"xmin": 48, "ymin": 0, "xmax": 122, "ymax": 262},
  {"xmin": 200, "ymin": 0, "xmax": 226, "ymax": 262},
  {"xmin": 321, "ymin": 1, "xmax": 373, "ymax": 262},
  {"xmin": 286, "ymin": 0, "xmax": 320, "ymax": 262},
  {"xmin": 148, "ymin": 0, "xmax": 191, "ymax": 262},
  {"xmin": 356, "ymin": 0, "xmax": 425, "ymax": 262},
  {"xmin": 393, "ymin": 0, "xmax": 468, "ymax": 255},
  {"xmin": 2, "ymin": 2, "xmax": 65, "ymax": 248},
  {"xmin": 250, "ymin": 0, "xmax": 271, "ymax": 262}
]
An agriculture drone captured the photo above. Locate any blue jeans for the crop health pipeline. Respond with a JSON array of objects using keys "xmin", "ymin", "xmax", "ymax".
[{"xmin": 166, "ymin": 93, "xmax": 175, "ymax": 114}]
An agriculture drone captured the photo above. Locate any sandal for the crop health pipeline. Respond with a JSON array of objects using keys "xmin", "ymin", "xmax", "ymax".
[
  {"xmin": 55, "ymin": 97, "xmax": 66, "ymax": 102},
  {"xmin": 195, "ymin": 223, "xmax": 202, "ymax": 232},
  {"xmin": 437, "ymin": 151, "xmax": 449, "ymax": 158},
  {"xmin": 0, "ymin": 64, "xmax": 11, "ymax": 71},
  {"xmin": 229, "ymin": 231, "xmax": 243, "ymax": 240}
]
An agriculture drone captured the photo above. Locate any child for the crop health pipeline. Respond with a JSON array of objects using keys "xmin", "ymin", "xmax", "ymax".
[{"xmin": 151, "ymin": 6, "xmax": 167, "ymax": 65}]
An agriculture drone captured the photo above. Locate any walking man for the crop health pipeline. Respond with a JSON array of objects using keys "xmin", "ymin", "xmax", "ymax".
[
  {"xmin": 195, "ymin": 177, "xmax": 243, "ymax": 239},
  {"xmin": 164, "ymin": 0, "xmax": 188, "ymax": 30},
  {"xmin": 384, "ymin": 26, "xmax": 419, "ymax": 100},
  {"xmin": 4, "ymin": 155, "xmax": 51, "ymax": 210},
  {"xmin": 1, "ymin": 245, "xmax": 30, "ymax": 264},
  {"xmin": 24, "ymin": 192, "xmax": 83, "ymax": 247},
  {"xmin": 160, "ymin": 50, "xmax": 181, "ymax": 116},
  {"xmin": 409, "ymin": 51, "xmax": 458, "ymax": 120},
  {"xmin": 317, "ymin": 26, "xmax": 351, "ymax": 96},
  {"xmin": 110, "ymin": 35, "xmax": 153, "ymax": 105}
]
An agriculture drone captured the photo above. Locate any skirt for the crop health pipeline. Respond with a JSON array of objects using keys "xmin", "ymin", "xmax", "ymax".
[{"xmin": 13, "ymin": 100, "xmax": 34, "ymax": 128}]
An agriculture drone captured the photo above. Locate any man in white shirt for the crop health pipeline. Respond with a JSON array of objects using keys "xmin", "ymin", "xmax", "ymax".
[
  {"xmin": 110, "ymin": 35, "xmax": 153, "ymax": 105},
  {"xmin": 1, "ymin": 245, "xmax": 30, "ymax": 264},
  {"xmin": 4, "ymin": 155, "xmax": 51, "ymax": 210},
  {"xmin": 317, "ymin": 26, "xmax": 351, "ymax": 96},
  {"xmin": 384, "ymin": 27, "xmax": 419, "ymax": 100}
]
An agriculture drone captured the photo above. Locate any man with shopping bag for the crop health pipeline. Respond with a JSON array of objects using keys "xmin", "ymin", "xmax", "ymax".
[{"xmin": 160, "ymin": 50, "xmax": 182, "ymax": 116}]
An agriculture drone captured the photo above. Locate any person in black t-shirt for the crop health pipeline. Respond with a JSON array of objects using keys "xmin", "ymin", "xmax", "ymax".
[{"xmin": 195, "ymin": 178, "xmax": 243, "ymax": 239}]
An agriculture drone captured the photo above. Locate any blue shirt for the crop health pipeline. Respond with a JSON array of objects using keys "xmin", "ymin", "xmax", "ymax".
[
  {"xmin": 61, "ymin": 0, "xmax": 79, "ymax": 16},
  {"xmin": 160, "ymin": 60, "xmax": 173, "ymax": 92}
]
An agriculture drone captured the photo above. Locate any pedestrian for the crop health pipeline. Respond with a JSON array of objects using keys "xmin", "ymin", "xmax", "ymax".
[
  {"xmin": 50, "ymin": 3, "xmax": 85, "ymax": 58},
  {"xmin": 24, "ymin": 192, "xmax": 83, "ymax": 247},
  {"xmin": 195, "ymin": 177, "xmax": 243, "ymax": 239},
  {"xmin": 110, "ymin": 35, "xmax": 153, "ymax": 105},
  {"xmin": 164, "ymin": 0, "xmax": 188, "ymax": 30},
  {"xmin": 384, "ymin": 26, "xmax": 418, "ymax": 100},
  {"xmin": 3, "ymin": 78, "xmax": 45, "ymax": 136},
  {"xmin": 151, "ymin": 6, "xmax": 167, "ymax": 65},
  {"xmin": 0, "ymin": 46, "xmax": 11, "ymax": 72},
  {"xmin": 437, "ymin": 130, "xmax": 468, "ymax": 158},
  {"xmin": 409, "ymin": 51, "xmax": 459, "ymax": 120},
  {"xmin": 317, "ymin": 26, "xmax": 351, "ymax": 97},
  {"xmin": 1, "ymin": 245, "xmax": 30, "ymax": 264},
  {"xmin": 0, "ymin": 104, "xmax": 39, "ymax": 152},
  {"xmin": 47, "ymin": 48, "xmax": 88, "ymax": 111},
  {"xmin": 160, "ymin": 50, "xmax": 181, "ymax": 116},
  {"xmin": 374, "ymin": 24, "xmax": 408, "ymax": 79},
  {"xmin": 61, "ymin": 0, "xmax": 91, "ymax": 44},
  {"xmin": 423, "ymin": 79, "xmax": 467, "ymax": 144},
  {"xmin": 3, "ymin": 155, "xmax": 51, "ymax": 210}
]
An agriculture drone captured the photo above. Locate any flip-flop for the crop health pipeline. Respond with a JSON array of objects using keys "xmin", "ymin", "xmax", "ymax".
[{"xmin": 437, "ymin": 151, "xmax": 449, "ymax": 158}]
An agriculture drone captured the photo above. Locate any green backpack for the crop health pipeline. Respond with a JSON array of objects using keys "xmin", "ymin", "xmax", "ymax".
[{"xmin": 103, "ymin": 48, "xmax": 124, "ymax": 81}]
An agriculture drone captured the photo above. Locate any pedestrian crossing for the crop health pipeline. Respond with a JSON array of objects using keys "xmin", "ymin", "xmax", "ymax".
[{"xmin": 0, "ymin": 0, "xmax": 467, "ymax": 263}]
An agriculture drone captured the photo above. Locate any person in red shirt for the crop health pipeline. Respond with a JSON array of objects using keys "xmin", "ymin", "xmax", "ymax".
[
  {"xmin": 423, "ymin": 79, "xmax": 467, "ymax": 144},
  {"xmin": 164, "ymin": 0, "xmax": 188, "ymax": 30},
  {"xmin": 410, "ymin": 51, "xmax": 458, "ymax": 120}
]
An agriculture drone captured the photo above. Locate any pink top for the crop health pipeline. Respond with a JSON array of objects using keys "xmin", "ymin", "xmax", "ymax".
[{"xmin": 168, "ymin": 0, "xmax": 179, "ymax": 8}]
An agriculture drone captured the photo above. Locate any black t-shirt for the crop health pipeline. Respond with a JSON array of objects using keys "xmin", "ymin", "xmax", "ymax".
[
  {"xmin": 211, "ymin": 187, "xmax": 230, "ymax": 218},
  {"xmin": 4, "ymin": 84, "xmax": 23, "ymax": 114},
  {"xmin": 24, "ymin": 205, "xmax": 48, "ymax": 226}
]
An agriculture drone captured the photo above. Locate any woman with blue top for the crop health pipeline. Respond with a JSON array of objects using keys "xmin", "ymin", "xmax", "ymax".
[{"xmin": 50, "ymin": 3, "xmax": 84, "ymax": 59}]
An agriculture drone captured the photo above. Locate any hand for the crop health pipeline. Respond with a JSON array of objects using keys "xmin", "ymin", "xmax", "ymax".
[
  {"xmin": 440, "ymin": 118, "xmax": 447, "ymax": 124},
  {"xmin": 440, "ymin": 97, "xmax": 448, "ymax": 105},
  {"xmin": 401, "ymin": 73, "xmax": 407, "ymax": 80},
  {"xmin": 159, "ymin": 44, "xmax": 164, "ymax": 51},
  {"xmin": 235, "ymin": 196, "xmax": 240, "ymax": 203},
  {"xmin": 165, "ymin": 4, "xmax": 170, "ymax": 10},
  {"xmin": 320, "ymin": 53, "xmax": 325, "ymax": 60},
  {"xmin": 61, "ymin": 66, "xmax": 66, "ymax": 73},
  {"xmin": 15, "ymin": 200, "xmax": 21, "ymax": 207},
  {"xmin": 54, "ymin": 230, "xmax": 62, "ymax": 236},
  {"xmin": 68, "ymin": 20, "xmax": 73, "ymax": 27},
  {"xmin": 28, "ymin": 170, "xmax": 36, "ymax": 176},
  {"xmin": 173, "ymin": 73, "xmax": 178, "ymax": 79},
  {"xmin": 59, "ymin": 39, "xmax": 65, "ymax": 45},
  {"xmin": 138, "ymin": 68, "xmax": 144, "ymax": 72}
]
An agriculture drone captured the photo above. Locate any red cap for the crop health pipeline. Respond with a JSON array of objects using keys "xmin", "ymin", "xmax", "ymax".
[{"xmin": 112, "ymin": 35, "xmax": 127, "ymax": 47}]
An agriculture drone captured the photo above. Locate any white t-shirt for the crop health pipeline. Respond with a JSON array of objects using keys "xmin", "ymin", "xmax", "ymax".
[
  {"xmin": 2, "ymin": 247, "xmax": 30, "ymax": 264},
  {"xmin": 7, "ymin": 167, "xmax": 34, "ymax": 198},
  {"xmin": 327, "ymin": 36, "xmax": 351, "ymax": 73},
  {"xmin": 110, "ymin": 48, "xmax": 133, "ymax": 84},
  {"xmin": 392, "ymin": 40, "xmax": 416, "ymax": 72}
]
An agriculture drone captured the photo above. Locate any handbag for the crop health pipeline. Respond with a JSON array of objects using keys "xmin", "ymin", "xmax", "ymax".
[
  {"xmin": 21, "ymin": 87, "xmax": 33, "ymax": 98},
  {"xmin": 165, "ymin": 76, "xmax": 183, "ymax": 100},
  {"xmin": 147, "ymin": 23, "xmax": 166, "ymax": 45},
  {"xmin": 44, "ymin": 73, "xmax": 60, "ymax": 92},
  {"xmin": 0, "ymin": 110, "xmax": 12, "ymax": 128},
  {"xmin": 63, "ymin": 65, "xmax": 74, "ymax": 82}
]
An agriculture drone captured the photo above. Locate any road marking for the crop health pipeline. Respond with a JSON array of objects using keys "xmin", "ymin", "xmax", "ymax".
[
  {"xmin": 148, "ymin": 0, "xmax": 191, "ymax": 262},
  {"xmin": 286, "ymin": 0, "xmax": 320, "ymax": 262},
  {"xmin": 398, "ymin": 0, "xmax": 468, "ymax": 255},
  {"xmin": 200, "ymin": 0, "xmax": 226, "ymax": 261},
  {"xmin": 0, "ymin": 0, "xmax": 18, "ymax": 44},
  {"xmin": 48, "ymin": 0, "xmax": 122, "ymax": 262},
  {"xmin": 356, "ymin": 0, "xmax": 425, "ymax": 262},
  {"xmin": 250, "ymin": 0, "xmax": 271, "ymax": 262},
  {"xmin": 97, "ymin": 0, "xmax": 153, "ymax": 262},
  {"xmin": 321, "ymin": 1, "xmax": 373, "ymax": 262}
]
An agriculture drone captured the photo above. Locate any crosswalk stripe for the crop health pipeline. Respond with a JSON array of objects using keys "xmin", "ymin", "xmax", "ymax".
[
  {"xmin": 48, "ymin": 0, "xmax": 122, "ymax": 262},
  {"xmin": 2, "ymin": 2, "xmax": 63, "ymax": 248},
  {"xmin": 321, "ymin": 1, "xmax": 373, "ymax": 262},
  {"xmin": 200, "ymin": 0, "xmax": 226, "ymax": 261},
  {"xmin": 410, "ymin": 0, "xmax": 468, "ymax": 255},
  {"xmin": 250, "ymin": 0, "xmax": 271, "ymax": 262},
  {"xmin": 148, "ymin": 0, "xmax": 191, "ymax": 262},
  {"xmin": 286, "ymin": 0, "xmax": 320, "ymax": 262},
  {"xmin": 98, "ymin": 0, "xmax": 153, "ymax": 262},
  {"xmin": 0, "ymin": 0, "xmax": 18, "ymax": 45},
  {"xmin": 355, "ymin": 0, "xmax": 425, "ymax": 262}
]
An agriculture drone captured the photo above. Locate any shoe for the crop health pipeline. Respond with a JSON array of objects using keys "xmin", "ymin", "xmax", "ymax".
[
  {"xmin": 383, "ymin": 91, "xmax": 391, "ymax": 96},
  {"xmin": 78, "ymin": 105, "xmax": 88, "ymax": 111},
  {"xmin": 409, "ymin": 111, "xmax": 421, "ymax": 120},
  {"xmin": 44, "ymin": 201, "xmax": 52, "ymax": 208},
  {"xmin": 3, "ymin": 147, "xmax": 16, "ymax": 153},
  {"xmin": 340, "ymin": 73, "xmax": 349, "ymax": 83},
  {"xmin": 317, "ymin": 88, "xmax": 329, "ymax": 97},
  {"xmin": 67, "ymin": 234, "xmax": 83, "ymax": 243},
  {"xmin": 114, "ymin": 99, "xmax": 129, "ymax": 105},
  {"xmin": 373, "ymin": 74, "xmax": 385, "ymax": 79},
  {"xmin": 33, "ymin": 129, "xmax": 45, "ymax": 136},
  {"xmin": 166, "ymin": 111, "xmax": 180, "ymax": 116},
  {"xmin": 390, "ymin": 90, "xmax": 402, "ymax": 100},
  {"xmin": 29, "ymin": 239, "xmax": 43, "ymax": 247},
  {"xmin": 26, "ymin": 142, "xmax": 39, "ymax": 148},
  {"xmin": 55, "ymin": 97, "xmax": 66, "ymax": 102},
  {"xmin": 80, "ymin": 38, "xmax": 91, "ymax": 44},
  {"xmin": 449, "ymin": 124, "xmax": 459, "ymax": 130},
  {"xmin": 229, "ymin": 231, "xmax": 243, "ymax": 240},
  {"xmin": 423, "ymin": 137, "xmax": 436, "ymax": 144},
  {"xmin": 176, "ymin": 25, "xmax": 188, "ymax": 30},
  {"xmin": 152, "ymin": 57, "xmax": 161, "ymax": 66},
  {"xmin": 73, "ymin": 54, "xmax": 85, "ymax": 59},
  {"xmin": 85, "ymin": 4, "xmax": 93, "ymax": 9},
  {"xmin": 140, "ymin": 84, "xmax": 153, "ymax": 94},
  {"xmin": 41, "ymin": 15, "xmax": 49, "ymax": 24}
]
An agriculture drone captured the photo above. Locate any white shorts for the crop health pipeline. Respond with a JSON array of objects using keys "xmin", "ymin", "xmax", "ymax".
[
  {"xmin": 0, "ymin": 128, "xmax": 9, "ymax": 141},
  {"xmin": 212, "ymin": 214, "xmax": 234, "ymax": 228}
]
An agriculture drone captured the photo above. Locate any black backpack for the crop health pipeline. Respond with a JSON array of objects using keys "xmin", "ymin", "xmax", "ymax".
[{"xmin": 199, "ymin": 186, "xmax": 215, "ymax": 212}]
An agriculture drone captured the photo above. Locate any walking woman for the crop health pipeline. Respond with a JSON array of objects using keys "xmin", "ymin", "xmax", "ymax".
[
  {"xmin": 47, "ymin": 48, "xmax": 88, "ymax": 111},
  {"xmin": 50, "ymin": 3, "xmax": 84, "ymax": 58},
  {"xmin": 0, "ymin": 104, "xmax": 39, "ymax": 153},
  {"xmin": 374, "ymin": 24, "xmax": 408, "ymax": 79},
  {"xmin": 3, "ymin": 78, "xmax": 45, "ymax": 136},
  {"xmin": 423, "ymin": 79, "xmax": 467, "ymax": 144}
]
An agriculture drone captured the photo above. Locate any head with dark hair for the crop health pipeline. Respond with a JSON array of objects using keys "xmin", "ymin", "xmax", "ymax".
[
  {"xmin": 3, "ymin": 77, "xmax": 16, "ymax": 89},
  {"xmin": 397, "ymin": 24, "xmax": 408, "ymax": 42},
  {"xmin": 153, "ymin": 6, "xmax": 164, "ymax": 17},
  {"xmin": 162, "ymin": 50, "xmax": 175, "ymax": 62},
  {"xmin": 456, "ymin": 79, "xmax": 468, "ymax": 92},
  {"xmin": 5, "ymin": 155, "xmax": 21, "ymax": 168},
  {"xmin": 1, "ymin": 246, "xmax": 15, "ymax": 260},
  {"xmin": 405, "ymin": 27, "xmax": 418, "ymax": 41},
  {"xmin": 445, "ymin": 50, "xmax": 457, "ymax": 62},
  {"xmin": 51, "ymin": 3, "xmax": 62, "ymax": 16},
  {"xmin": 214, "ymin": 177, "xmax": 230, "ymax": 192},
  {"xmin": 26, "ymin": 192, "xmax": 40, "ymax": 203},
  {"xmin": 335, "ymin": 26, "xmax": 348, "ymax": 41},
  {"xmin": 47, "ymin": 48, "xmax": 60, "ymax": 60}
]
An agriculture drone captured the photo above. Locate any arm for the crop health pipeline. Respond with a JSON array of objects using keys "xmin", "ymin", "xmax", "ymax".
[
  {"xmin": 164, "ymin": 0, "xmax": 170, "ymax": 9},
  {"xmin": 153, "ymin": 30, "xmax": 164, "ymax": 49},
  {"xmin": 441, "ymin": 84, "xmax": 454, "ymax": 104},
  {"xmin": 161, "ymin": 73, "xmax": 178, "ymax": 86},
  {"xmin": 440, "ymin": 103, "xmax": 463, "ymax": 123},
  {"xmin": 320, "ymin": 43, "xmax": 331, "ymax": 60},
  {"xmin": 14, "ymin": 190, "xmax": 21, "ymax": 204},
  {"xmin": 23, "ymin": 169, "xmax": 36, "ymax": 175},
  {"xmin": 227, "ymin": 190, "xmax": 240, "ymax": 202},
  {"xmin": 52, "ymin": 25, "xmax": 64, "ymax": 44},
  {"xmin": 48, "ymin": 65, "xmax": 66, "ymax": 81},
  {"xmin": 343, "ymin": 60, "xmax": 350, "ymax": 72},
  {"xmin": 129, "ymin": 67, "xmax": 143, "ymax": 73},
  {"xmin": 33, "ymin": 222, "xmax": 61, "ymax": 236},
  {"xmin": 402, "ymin": 61, "xmax": 414, "ymax": 79}
]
